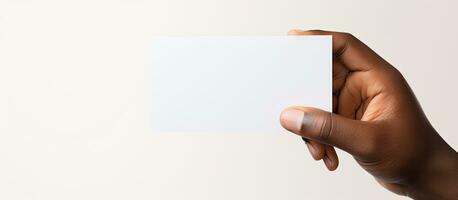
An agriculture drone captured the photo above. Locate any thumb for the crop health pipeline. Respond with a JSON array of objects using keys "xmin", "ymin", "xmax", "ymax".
[{"xmin": 280, "ymin": 106, "xmax": 376, "ymax": 157}]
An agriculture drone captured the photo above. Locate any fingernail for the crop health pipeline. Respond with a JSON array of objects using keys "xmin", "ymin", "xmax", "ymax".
[
  {"xmin": 288, "ymin": 29, "xmax": 305, "ymax": 35},
  {"xmin": 323, "ymin": 156, "xmax": 335, "ymax": 171},
  {"xmin": 280, "ymin": 108, "xmax": 304, "ymax": 132},
  {"xmin": 305, "ymin": 141, "xmax": 317, "ymax": 157}
]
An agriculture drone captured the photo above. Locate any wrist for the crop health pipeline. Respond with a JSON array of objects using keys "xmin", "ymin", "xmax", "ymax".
[{"xmin": 407, "ymin": 135, "xmax": 458, "ymax": 200}]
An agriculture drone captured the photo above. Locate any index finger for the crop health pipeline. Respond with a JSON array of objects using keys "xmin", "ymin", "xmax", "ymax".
[{"xmin": 288, "ymin": 29, "xmax": 387, "ymax": 72}]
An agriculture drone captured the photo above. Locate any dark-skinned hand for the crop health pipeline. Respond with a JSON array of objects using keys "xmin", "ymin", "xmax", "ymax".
[{"xmin": 280, "ymin": 29, "xmax": 458, "ymax": 200}]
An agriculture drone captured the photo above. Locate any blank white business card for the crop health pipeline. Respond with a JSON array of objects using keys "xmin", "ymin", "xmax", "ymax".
[{"xmin": 151, "ymin": 36, "xmax": 331, "ymax": 134}]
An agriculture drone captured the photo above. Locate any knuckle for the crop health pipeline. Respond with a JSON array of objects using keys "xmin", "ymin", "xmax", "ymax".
[
  {"xmin": 339, "ymin": 32, "xmax": 356, "ymax": 42},
  {"xmin": 317, "ymin": 112, "xmax": 334, "ymax": 141},
  {"xmin": 385, "ymin": 66, "xmax": 404, "ymax": 80}
]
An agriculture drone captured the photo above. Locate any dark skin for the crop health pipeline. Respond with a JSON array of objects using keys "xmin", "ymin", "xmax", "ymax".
[{"xmin": 279, "ymin": 29, "xmax": 458, "ymax": 199}]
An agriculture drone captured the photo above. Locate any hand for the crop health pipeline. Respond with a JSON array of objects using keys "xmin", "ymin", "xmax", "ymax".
[{"xmin": 280, "ymin": 29, "xmax": 458, "ymax": 199}]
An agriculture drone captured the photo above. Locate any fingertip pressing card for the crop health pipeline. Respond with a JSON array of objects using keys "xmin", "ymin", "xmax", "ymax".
[{"xmin": 151, "ymin": 36, "xmax": 331, "ymax": 134}]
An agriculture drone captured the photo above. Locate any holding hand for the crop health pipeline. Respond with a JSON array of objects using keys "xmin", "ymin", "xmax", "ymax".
[{"xmin": 280, "ymin": 30, "xmax": 458, "ymax": 199}]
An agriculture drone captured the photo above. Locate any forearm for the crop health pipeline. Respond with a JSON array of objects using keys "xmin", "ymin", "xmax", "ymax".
[{"xmin": 407, "ymin": 137, "xmax": 458, "ymax": 200}]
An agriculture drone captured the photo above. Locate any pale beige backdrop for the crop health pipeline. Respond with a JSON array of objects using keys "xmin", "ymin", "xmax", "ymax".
[{"xmin": 1, "ymin": 0, "xmax": 457, "ymax": 199}]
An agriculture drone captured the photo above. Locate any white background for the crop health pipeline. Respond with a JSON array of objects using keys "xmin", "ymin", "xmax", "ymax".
[{"xmin": 1, "ymin": 0, "xmax": 457, "ymax": 199}]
